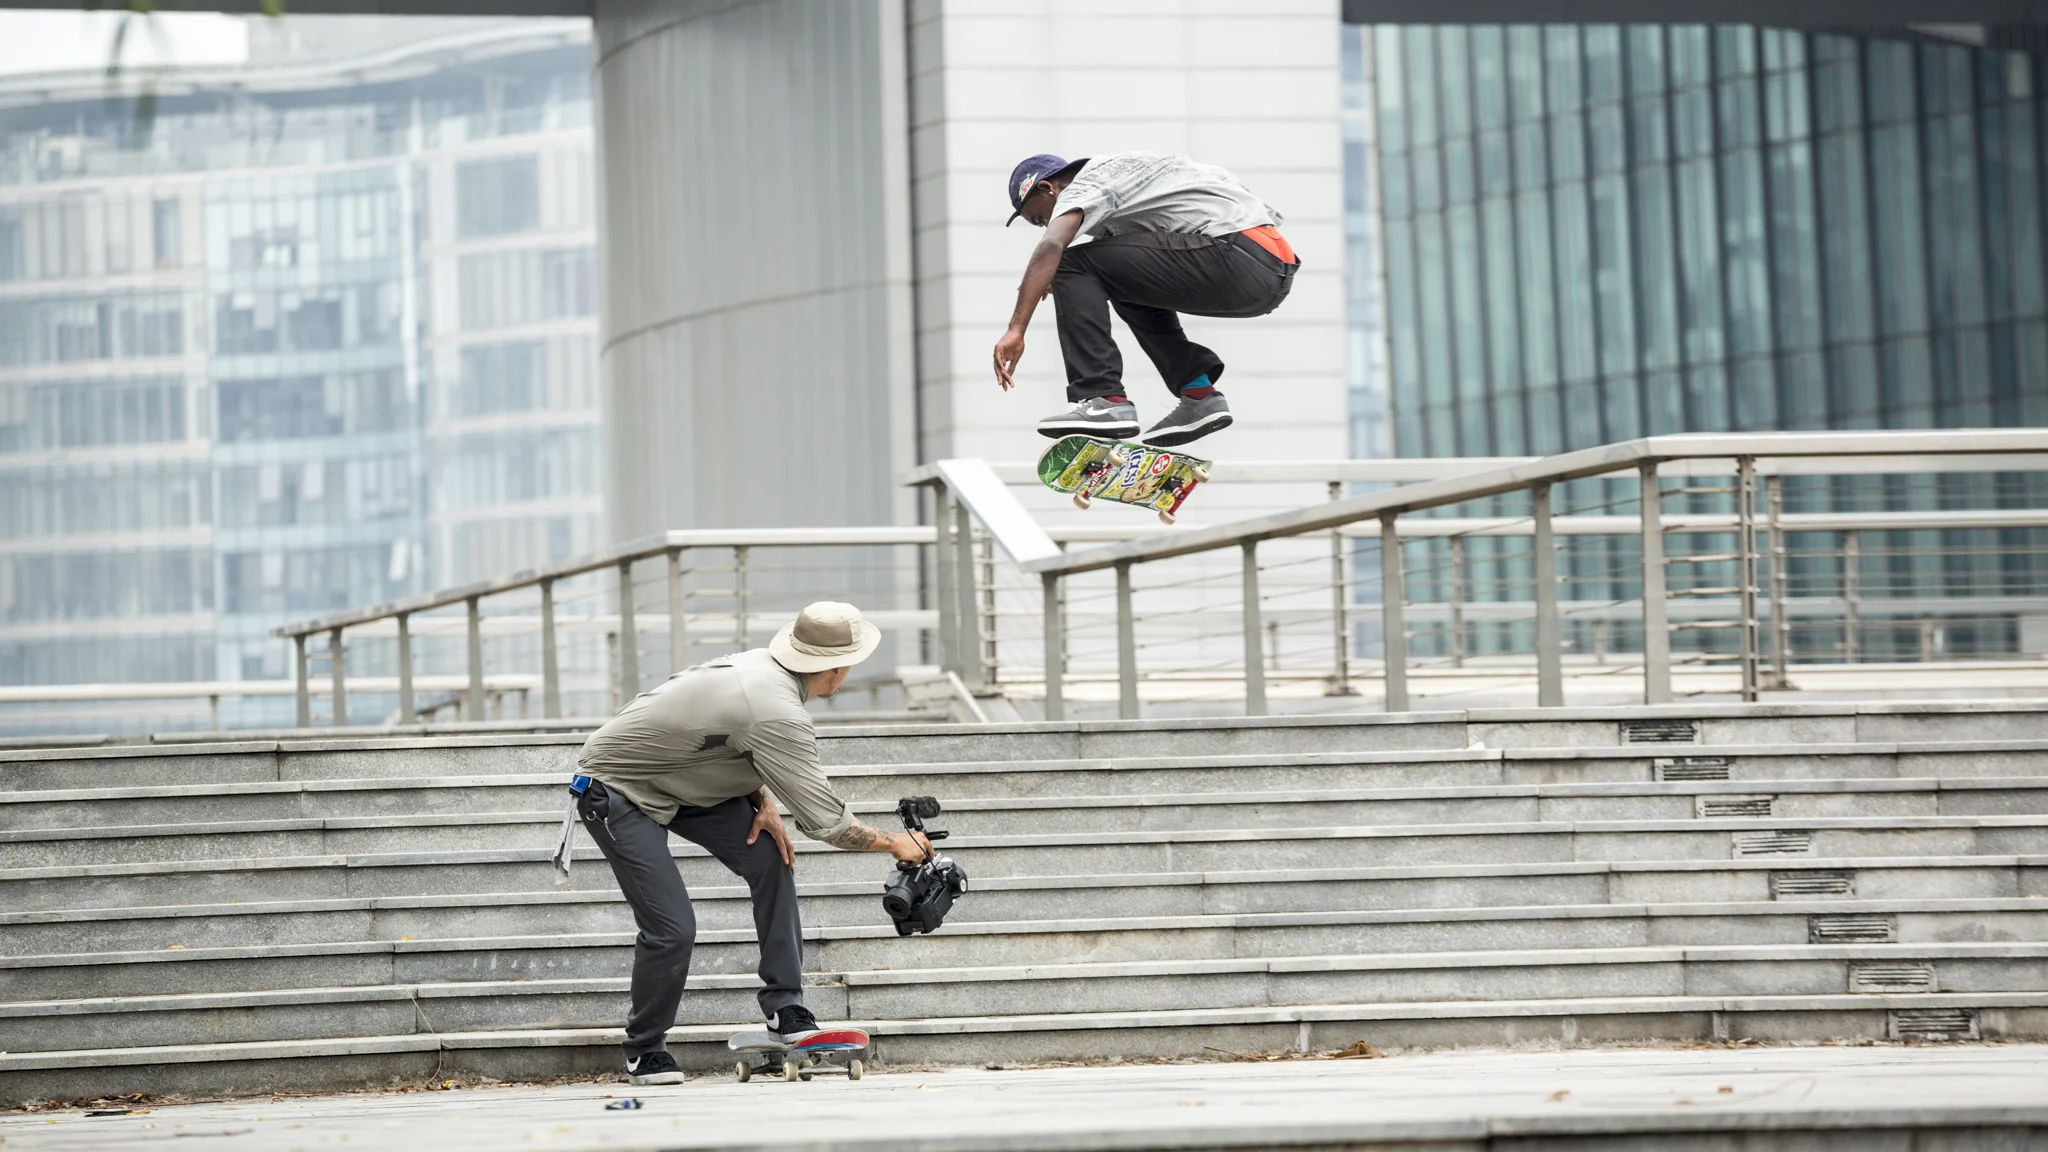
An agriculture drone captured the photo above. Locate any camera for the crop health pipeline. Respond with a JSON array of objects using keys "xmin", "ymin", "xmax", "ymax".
[{"xmin": 880, "ymin": 795, "xmax": 969, "ymax": 936}]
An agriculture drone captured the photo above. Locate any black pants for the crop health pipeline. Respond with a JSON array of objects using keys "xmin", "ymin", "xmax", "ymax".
[
  {"xmin": 1053, "ymin": 230, "xmax": 1297, "ymax": 402},
  {"xmin": 577, "ymin": 780, "xmax": 805, "ymax": 1059}
]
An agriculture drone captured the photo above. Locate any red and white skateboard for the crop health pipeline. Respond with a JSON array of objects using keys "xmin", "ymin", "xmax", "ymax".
[{"xmin": 727, "ymin": 1027, "xmax": 870, "ymax": 1082}]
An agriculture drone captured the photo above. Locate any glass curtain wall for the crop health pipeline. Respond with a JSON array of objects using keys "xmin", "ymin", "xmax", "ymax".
[{"xmin": 1366, "ymin": 25, "xmax": 2048, "ymax": 663}]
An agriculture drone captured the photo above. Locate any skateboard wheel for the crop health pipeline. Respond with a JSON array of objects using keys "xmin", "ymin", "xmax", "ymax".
[
  {"xmin": 799, "ymin": 1070, "xmax": 815, "ymax": 1082},
  {"xmin": 783, "ymin": 1060, "xmax": 801, "ymax": 1082},
  {"xmin": 1158, "ymin": 511, "xmax": 1176, "ymax": 526},
  {"xmin": 1192, "ymin": 464, "xmax": 1211, "ymax": 482},
  {"xmin": 848, "ymin": 1058, "xmax": 864, "ymax": 1081},
  {"xmin": 736, "ymin": 1060, "xmax": 751, "ymax": 1083},
  {"xmin": 1072, "ymin": 492, "xmax": 1092, "ymax": 510}
]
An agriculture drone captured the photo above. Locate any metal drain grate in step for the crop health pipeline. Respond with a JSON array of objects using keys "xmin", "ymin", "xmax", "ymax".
[
  {"xmin": 1850, "ymin": 962, "xmax": 1937, "ymax": 993},
  {"xmin": 1809, "ymin": 914, "xmax": 1898, "ymax": 943},
  {"xmin": 1657, "ymin": 756, "xmax": 1732, "ymax": 781},
  {"xmin": 1623, "ymin": 719, "xmax": 1702, "ymax": 744},
  {"xmin": 1889, "ymin": 1008, "xmax": 1978, "ymax": 1042},
  {"xmin": 1733, "ymin": 830, "xmax": 1813, "ymax": 856},
  {"xmin": 1770, "ymin": 870, "xmax": 1855, "ymax": 899},
  {"xmin": 1697, "ymin": 794, "xmax": 1775, "ymax": 818}
]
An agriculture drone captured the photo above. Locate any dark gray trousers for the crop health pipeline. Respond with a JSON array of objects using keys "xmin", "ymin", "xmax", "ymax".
[
  {"xmin": 1053, "ymin": 230, "xmax": 1297, "ymax": 401},
  {"xmin": 576, "ymin": 780, "xmax": 805, "ymax": 1059}
]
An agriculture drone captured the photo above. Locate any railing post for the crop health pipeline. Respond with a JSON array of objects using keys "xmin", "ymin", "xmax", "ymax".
[
  {"xmin": 1448, "ymin": 534, "xmax": 1466, "ymax": 668},
  {"xmin": 465, "ymin": 595, "xmax": 485, "ymax": 721},
  {"xmin": 1115, "ymin": 560, "xmax": 1139, "ymax": 720},
  {"xmin": 979, "ymin": 532, "xmax": 999, "ymax": 686},
  {"xmin": 733, "ymin": 545, "xmax": 750, "ymax": 649},
  {"xmin": 540, "ymin": 577, "xmax": 561, "ymax": 719},
  {"xmin": 1532, "ymin": 482, "xmax": 1563, "ymax": 708},
  {"xmin": 617, "ymin": 559, "xmax": 640, "ymax": 700},
  {"xmin": 1736, "ymin": 456, "xmax": 1760, "ymax": 702},
  {"xmin": 605, "ymin": 630, "xmax": 620, "ymax": 712},
  {"xmin": 1379, "ymin": 513, "xmax": 1408, "ymax": 712},
  {"xmin": 293, "ymin": 632, "xmax": 310, "ymax": 728},
  {"xmin": 954, "ymin": 502, "xmax": 983, "ymax": 691},
  {"xmin": 1242, "ymin": 539, "xmax": 1267, "ymax": 717},
  {"xmin": 1766, "ymin": 474, "xmax": 1791, "ymax": 689},
  {"xmin": 933, "ymin": 487, "xmax": 958, "ymax": 675},
  {"xmin": 395, "ymin": 612, "xmax": 415, "ymax": 724},
  {"xmin": 328, "ymin": 627, "xmax": 347, "ymax": 728},
  {"xmin": 1042, "ymin": 572, "xmax": 1064, "ymax": 722},
  {"xmin": 1843, "ymin": 530, "xmax": 1861, "ymax": 663},
  {"xmin": 1327, "ymin": 481, "xmax": 1356, "ymax": 696},
  {"xmin": 1639, "ymin": 463, "xmax": 1671, "ymax": 704},
  {"xmin": 667, "ymin": 547, "xmax": 688, "ymax": 674}
]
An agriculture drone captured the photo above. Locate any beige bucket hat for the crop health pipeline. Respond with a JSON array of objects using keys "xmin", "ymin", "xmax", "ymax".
[{"xmin": 769, "ymin": 601, "xmax": 883, "ymax": 674}]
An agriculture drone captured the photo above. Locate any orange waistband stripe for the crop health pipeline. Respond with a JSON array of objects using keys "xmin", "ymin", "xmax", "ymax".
[{"xmin": 1241, "ymin": 225, "xmax": 1297, "ymax": 264}]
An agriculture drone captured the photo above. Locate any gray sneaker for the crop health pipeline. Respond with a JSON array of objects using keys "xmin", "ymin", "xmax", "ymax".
[
  {"xmin": 1141, "ymin": 392, "xmax": 1232, "ymax": 447},
  {"xmin": 1037, "ymin": 397, "xmax": 1139, "ymax": 440}
]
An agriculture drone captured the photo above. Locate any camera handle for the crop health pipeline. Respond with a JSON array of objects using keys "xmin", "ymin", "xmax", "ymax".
[{"xmin": 894, "ymin": 795, "xmax": 948, "ymax": 866}]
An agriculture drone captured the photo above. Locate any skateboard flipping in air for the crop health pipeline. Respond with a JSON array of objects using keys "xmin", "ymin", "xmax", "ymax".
[
  {"xmin": 727, "ymin": 1026, "xmax": 871, "ymax": 1082},
  {"xmin": 1038, "ymin": 435, "xmax": 1211, "ymax": 525}
]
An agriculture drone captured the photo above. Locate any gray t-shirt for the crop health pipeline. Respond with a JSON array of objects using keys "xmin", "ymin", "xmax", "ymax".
[
  {"xmin": 575, "ymin": 648, "xmax": 856, "ymax": 842},
  {"xmin": 1051, "ymin": 152, "xmax": 1281, "ymax": 239}
]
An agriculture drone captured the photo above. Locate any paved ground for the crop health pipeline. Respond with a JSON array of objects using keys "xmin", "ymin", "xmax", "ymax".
[{"xmin": 4, "ymin": 1044, "xmax": 2047, "ymax": 1151}]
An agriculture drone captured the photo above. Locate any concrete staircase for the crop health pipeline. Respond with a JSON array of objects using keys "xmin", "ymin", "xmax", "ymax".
[{"xmin": 3, "ymin": 701, "xmax": 2046, "ymax": 1103}]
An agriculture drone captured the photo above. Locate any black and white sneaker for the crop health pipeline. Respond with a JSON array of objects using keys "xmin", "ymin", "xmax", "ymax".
[
  {"xmin": 767, "ymin": 1004, "xmax": 821, "ymax": 1044},
  {"xmin": 625, "ymin": 1049, "xmax": 687, "ymax": 1086},
  {"xmin": 1036, "ymin": 397, "xmax": 1140, "ymax": 440},
  {"xmin": 1141, "ymin": 392, "xmax": 1232, "ymax": 447}
]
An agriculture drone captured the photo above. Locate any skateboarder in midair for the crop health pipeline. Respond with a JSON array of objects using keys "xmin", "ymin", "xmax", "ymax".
[
  {"xmin": 565, "ymin": 603, "xmax": 932, "ymax": 1086},
  {"xmin": 992, "ymin": 151, "xmax": 1299, "ymax": 447}
]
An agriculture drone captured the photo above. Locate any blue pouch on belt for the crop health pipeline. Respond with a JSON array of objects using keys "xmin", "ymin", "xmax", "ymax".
[{"xmin": 553, "ymin": 774, "xmax": 593, "ymax": 878}]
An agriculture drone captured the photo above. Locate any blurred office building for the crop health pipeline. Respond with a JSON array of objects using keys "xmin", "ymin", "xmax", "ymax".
[
  {"xmin": 0, "ymin": 17, "xmax": 600, "ymax": 733},
  {"xmin": 1348, "ymin": 23, "xmax": 2048, "ymax": 663}
]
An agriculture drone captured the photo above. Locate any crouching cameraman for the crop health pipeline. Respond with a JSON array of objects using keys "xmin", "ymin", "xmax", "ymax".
[{"xmin": 565, "ymin": 602, "xmax": 929, "ymax": 1086}]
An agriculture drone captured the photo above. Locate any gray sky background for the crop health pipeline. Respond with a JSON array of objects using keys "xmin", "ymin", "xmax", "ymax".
[{"xmin": 0, "ymin": 10, "xmax": 249, "ymax": 76}]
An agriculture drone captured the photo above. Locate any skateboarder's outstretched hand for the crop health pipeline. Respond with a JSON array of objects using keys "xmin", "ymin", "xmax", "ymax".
[{"xmin": 993, "ymin": 327, "xmax": 1025, "ymax": 392}]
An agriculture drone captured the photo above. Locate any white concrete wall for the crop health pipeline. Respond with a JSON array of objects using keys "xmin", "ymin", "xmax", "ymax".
[{"xmin": 908, "ymin": 0, "xmax": 1349, "ymax": 481}]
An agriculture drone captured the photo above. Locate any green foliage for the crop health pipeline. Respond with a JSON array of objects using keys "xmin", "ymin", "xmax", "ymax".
[{"xmin": 83, "ymin": 0, "xmax": 286, "ymax": 144}]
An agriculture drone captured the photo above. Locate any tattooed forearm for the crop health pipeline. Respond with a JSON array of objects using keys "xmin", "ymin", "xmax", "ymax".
[{"xmin": 822, "ymin": 822, "xmax": 885, "ymax": 851}]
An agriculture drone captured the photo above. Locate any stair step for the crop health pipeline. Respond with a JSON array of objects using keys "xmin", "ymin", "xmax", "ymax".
[
  {"xmin": 15, "ymin": 775, "xmax": 2048, "ymax": 834},
  {"xmin": 6, "ymin": 897, "xmax": 2044, "ymax": 1000},
  {"xmin": 8, "ymin": 704, "xmax": 2046, "ymax": 792},
  {"xmin": 9, "ymin": 811, "xmax": 2048, "ymax": 872},
  {"xmin": 5, "ymin": 856, "xmax": 2042, "ymax": 955},
  {"xmin": 3, "ymin": 943, "xmax": 2044, "ymax": 1054},
  {"xmin": 6, "ymin": 989, "xmax": 2047, "ymax": 1104}
]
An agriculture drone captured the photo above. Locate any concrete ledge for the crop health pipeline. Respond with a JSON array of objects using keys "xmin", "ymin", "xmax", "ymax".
[
  {"xmin": 8, "ymin": 895, "xmax": 2044, "ymax": 973},
  {"xmin": 7, "ymin": 991, "xmax": 2048, "ymax": 1075}
]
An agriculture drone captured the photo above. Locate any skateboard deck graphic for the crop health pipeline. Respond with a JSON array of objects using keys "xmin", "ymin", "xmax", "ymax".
[
  {"xmin": 727, "ymin": 1027, "xmax": 870, "ymax": 1082},
  {"xmin": 1037, "ymin": 435, "xmax": 1211, "ymax": 525}
]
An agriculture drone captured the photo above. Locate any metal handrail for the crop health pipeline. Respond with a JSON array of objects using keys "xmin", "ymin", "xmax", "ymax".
[
  {"xmin": 271, "ymin": 527, "xmax": 937, "ymax": 639},
  {"xmin": 1021, "ymin": 431, "xmax": 2048, "ymax": 577},
  {"xmin": 244, "ymin": 432, "xmax": 2047, "ymax": 735},
  {"xmin": 908, "ymin": 429, "xmax": 2048, "ymax": 723}
]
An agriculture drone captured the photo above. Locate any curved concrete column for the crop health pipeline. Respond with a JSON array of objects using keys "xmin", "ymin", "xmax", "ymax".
[{"xmin": 594, "ymin": 0, "xmax": 915, "ymax": 540}]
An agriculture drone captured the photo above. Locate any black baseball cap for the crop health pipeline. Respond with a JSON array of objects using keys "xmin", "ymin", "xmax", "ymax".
[{"xmin": 1005, "ymin": 153, "xmax": 1087, "ymax": 226}]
